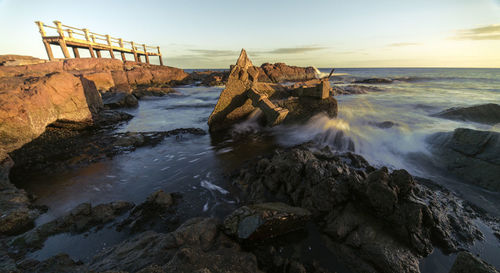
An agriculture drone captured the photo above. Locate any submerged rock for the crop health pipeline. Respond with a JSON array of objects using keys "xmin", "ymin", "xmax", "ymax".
[
  {"xmin": 89, "ymin": 218, "xmax": 263, "ymax": 273},
  {"xmin": 223, "ymin": 202, "xmax": 312, "ymax": 241},
  {"xmin": 11, "ymin": 201, "xmax": 134, "ymax": 250},
  {"xmin": 331, "ymin": 84, "xmax": 383, "ymax": 95},
  {"xmin": 427, "ymin": 128, "xmax": 500, "ymax": 191},
  {"xmin": 102, "ymin": 92, "xmax": 139, "ymax": 109},
  {"xmin": 233, "ymin": 144, "xmax": 486, "ymax": 273},
  {"xmin": 353, "ymin": 78, "xmax": 393, "ymax": 84},
  {"xmin": 448, "ymin": 252, "xmax": 499, "ymax": 273},
  {"xmin": 432, "ymin": 103, "xmax": 500, "ymax": 125}
]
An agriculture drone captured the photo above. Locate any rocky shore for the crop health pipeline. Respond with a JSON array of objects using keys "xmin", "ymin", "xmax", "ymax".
[{"xmin": 1, "ymin": 54, "xmax": 499, "ymax": 273}]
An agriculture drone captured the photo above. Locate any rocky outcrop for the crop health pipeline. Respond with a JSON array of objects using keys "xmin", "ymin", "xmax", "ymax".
[
  {"xmin": 208, "ymin": 49, "xmax": 337, "ymax": 132},
  {"xmin": 223, "ymin": 202, "xmax": 311, "ymax": 241},
  {"xmin": 331, "ymin": 84, "xmax": 383, "ymax": 95},
  {"xmin": 233, "ymin": 144, "xmax": 486, "ymax": 273},
  {"xmin": 0, "ymin": 55, "xmax": 47, "ymax": 66},
  {"xmin": 259, "ymin": 62, "xmax": 317, "ymax": 83},
  {"xmin": 89, "ymin": 217, "xmax": 263, "ymax": 273},
  {"xmin": 11, "ymin": 201, "xmax": 134, "ymax": 251},
  {"xmin": 432, "ymin": 103, "xmax": 500, "ymax": 125},
  {"xmin": 427, "ymin": 128, "xmax": 500, "ymax": 191},
  {"xmin": 449, "ymin": 252, "xmax": 499, "ymax": 273}
]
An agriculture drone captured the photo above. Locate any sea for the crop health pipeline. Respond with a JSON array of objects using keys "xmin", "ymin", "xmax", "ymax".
[{"xmin": 15, "ymin": 68, "xmax": 500, "ymax": 272}]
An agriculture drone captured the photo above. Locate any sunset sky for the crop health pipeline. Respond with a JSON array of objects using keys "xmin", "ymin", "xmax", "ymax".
[{"xmin": 0, "ymin": 0, "xmax": 499, "ymax": 68}]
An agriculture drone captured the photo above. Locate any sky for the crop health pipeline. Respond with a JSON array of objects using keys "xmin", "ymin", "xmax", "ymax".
[{"xmin": 0, "ymin": 0, "xmax": 499, "ymax": 68}]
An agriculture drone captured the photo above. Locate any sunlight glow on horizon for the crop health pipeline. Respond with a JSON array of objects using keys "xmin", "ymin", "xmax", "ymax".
[{"xmin": 0, "ymin": 0, "xmax": 499, "ymax": 68}]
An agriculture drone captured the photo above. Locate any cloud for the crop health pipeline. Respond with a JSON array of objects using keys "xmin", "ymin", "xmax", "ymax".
[
  {"xmin": 455, "ymin": 24, "xmax": 500, "ymax": 40},
  {"xmin": 387, "ymin": 42, "xmax": 420, "ymax": 47},
  {"xmin": 188, "ymin": 49, "xmax": 239, "ymax": 57},
  {"xmin": 265, "ymin": 46, "xmax": 326, "ymax": 54}
]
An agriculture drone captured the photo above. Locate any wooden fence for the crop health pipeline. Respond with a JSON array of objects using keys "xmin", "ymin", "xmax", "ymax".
[{"xmin": 35, "ymin": 20, "xmax": 163, "ymax": 65}]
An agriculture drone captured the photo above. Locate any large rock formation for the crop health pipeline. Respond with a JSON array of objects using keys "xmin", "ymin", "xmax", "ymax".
[
  {"xmin": 233, "ymin": 144, "xmax": 487, "ymax": 273},
  {"xmin": 427, "ymin": 128, "xmax": 500, "ymax": 191},
  {"xmin": 208, "ymin": 49, "xmax": 337, "ymax": 132},
  {"xmin": 449, "ymin": 252, "xmax": 499, "ymax": 273},
  {"xmin": 432, "ymin": 103, "xmax": 500, "ymax": 125}
]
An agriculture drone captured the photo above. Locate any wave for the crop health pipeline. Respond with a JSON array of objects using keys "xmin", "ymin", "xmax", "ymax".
[{"xmin": 164, "ymin": 102, "xmax": 216, "ymax": 110}]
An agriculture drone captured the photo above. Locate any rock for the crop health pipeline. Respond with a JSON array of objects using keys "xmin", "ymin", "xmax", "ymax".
[
  {"xmin": 233, "ymin": 144, "xmax": 486, "ymax": 273},
  {"xmin": 89, "ymin": 218, "xmax": 263, "ymax": 273},
  {"xmin": 11, "ymin": 201, "xmax": 134, "ymax": 250},
  {"xmin": 223, "ymin": 202, "xmax": 312, "ymax": 241},
  {"xmin": 353, "ymin": 78, "xmax": 393, "ymax": 84},
  {"xmin": 102, "ymin": 92, "xmax": 139, "ymax": 109},
  {"xmin": 0, "ymin": 55, "xmax": 47, "ymax": 66},
  {"xmin": 94, "ymin": 110, "xmax": 134, "ymax": 127},
  {"xmin": 82, "ymin": 71, "xmax": 115, "ymax": 92},
  {"xmin": 16, "ymin": 253, "xmax": 86, "ymax": 273},
  {"xmin": 259, "ymin": 62, "xmax": 317, "ymax": 83},
  {"xmin": 119, "ymin": 190, "xmax": 178, "ymax": 232},
  {"xmin": 62, "ymin": 58, "xmax": 124, "ymax": 72},
  {"xmin": 133, "ymin": 86, "xmax": 179, "ymax": 99},
  {"xmin": 0, "ymin": 72, "xmax": 102, "ymax": 156},
  {"xmin": 427, "ymin": 128, "xmax": 500, "ymax": 191},
  {"xmin": 449, "ymin": 252, "xmax": 499, "ymax": 273},
  {"xmin": 369, "ymin": 120, "xmax": 399, "ymax": 128},
  {"xmin": 432, "ymin": 103, "xmax": 500, "ymax": 125},
  {"xmin": 208, "ymin": 49, "xmax": 337, "ymax": 132},
  {"xmin": 331, "ymin": 84, "xmax": 382, "ymax": 95}
]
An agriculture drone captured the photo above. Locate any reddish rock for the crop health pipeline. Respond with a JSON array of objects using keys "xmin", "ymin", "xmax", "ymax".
[
  {"xmin": 149, "ymin": 66, "xmax": 189, "ymax": 85},
  {"xmin": 0, "ymin": 61, "xmax": 64, "ymax": 78},
  {"xmin": 260, "ymin": 62, "xmax": 317, "ymax": 83},
  {"xmin": 110, "ymin": 70, "xmax": 131, "ymax": 92},
  {"xmin": 82, "ymin": 71, "xmax": 115, "ymax": 92},
  {"xmin": 126, "ymin": 67, "xmax": 153, "ymax": 85},
  {"xmin": 62, "ymin": 58, "xmax": 124, "ymax": 72}
]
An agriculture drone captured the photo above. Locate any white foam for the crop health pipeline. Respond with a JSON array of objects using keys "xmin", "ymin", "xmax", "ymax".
[{"xmin": 200, "ymin": 180, "xmax": 229, "ymax": 195}]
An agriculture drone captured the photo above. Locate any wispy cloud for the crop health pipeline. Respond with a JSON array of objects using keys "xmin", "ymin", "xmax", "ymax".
[
  {"xmin": 189, "ymin": 49, "xmax": 239, "ymax": 57},
  {"xmin": 387, "ymin": 42, "xmax": 420, "ymax": 47},
  {"xmin": 265, "ymin": 46, "xmax": 326, "ymax": 54},
  {"xmin": 455, "ymin": 24, "xmax": 500, "ymax": 40}
]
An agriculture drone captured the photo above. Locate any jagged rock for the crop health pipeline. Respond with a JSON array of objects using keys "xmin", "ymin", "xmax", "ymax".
[
  {"xmin": 427, "ymin": 128, "xmax": 500, "ymax": 191},
  {"xmin": 233, "ymin": 144, "xmax": 486, "ymax": 273},
  {"xmin": 260, "ymin": 63, "xmax": 317, "ymax": 83},
  {"xmin": 89, "ymin": 218, "xmax": 263, "ymax": 273},
  {"xmin": 223, "ymin": 202, "xmax": 311, "ymax": 241},
  {"xmin": 432, "ymin": 103, "xmax": 500, "ymax": 125},
  {"xmin": 11, "ymin": 201, "xmax": 134, "ymax": 250},
  {"xmin": 102, "ymin": 92, "xmax": 139, "ymax": 109},
  {"xmin": 208, "ymin": 49, "xmax": 337, "ymax": 132},
  {"xmin": 119, "ymin": 190, "xmax": 179, "ymax": 232},
  {"xmin": 448, "ymin": 252, "xmax": 499, "ymax": 273}
]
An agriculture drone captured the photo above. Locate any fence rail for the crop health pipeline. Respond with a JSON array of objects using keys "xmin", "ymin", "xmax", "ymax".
[{"xmin": 35, "ymin": 20, "xmax": 163, "ymax": 65}]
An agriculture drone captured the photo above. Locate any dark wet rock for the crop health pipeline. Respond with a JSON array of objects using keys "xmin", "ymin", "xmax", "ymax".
[
  {"xmin": 8, "ymin": 126, "xmax": 206, "ymax": 181},
  {"xmin": 369, "ymin": 120, "xmax": 399, "ymax": 128},
  {"xmin": 11, "ymin": 201, "xmax": 133, "ymax": 250},
  {"xmin": 184, "ymin": 70, "xmax": 229, "ymax": 86},
  {"xmin": 427, "ymin": 128, "xmax": 500, "ymax": 191},
  {"xmin": 16, "ymin": 254, "xmax": 86, "ymax": 273},
  {"xmin": 102, "ymin": 92, "xmax": 139, "ymax": 109},
  {"xmin": 259, "ymin": 63, "xmax": 317, "ymax": 83},
  {"xmin": 94, "ymin": 110, "xmax": 134, "ymax": 127},
  {"xmin": 119, "ymin": 190, "xmax": 180, "ymax": 232},
  {"xmin": 432, "ymin": 103, "xmax": 500, "ymax": 125},
  {"xmin": 223, "ymin": 202, "xmax": 311, "ymax": 241},
  {"xmin": 353, "ymin": 78, "xmax": 393, "ymax": 84},
  {"xmin": 233, "ymin": 144, "xmax": 486, "ymax": 273},
  {"xmin": 89, "ymin": 217, "xmax": 263, "ymax": 273},
  {"xmin": 448, "ymin": 252, "xmax": 499, "ymax": 273},
  {"xmin": 331, "ymin": 84, "xmax": 383, "ymax": 95}
]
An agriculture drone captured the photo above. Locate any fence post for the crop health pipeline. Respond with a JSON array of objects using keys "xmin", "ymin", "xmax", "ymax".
[
  {"xmin": 157, "ymin": 46, "xmax": 163, "ymax": 66},
  {"xmin": 106, "ymin": 35, "xmax": 115, "ymax": 59},
  {"xmin": 131, "ymin": 41, "xmax": 139, "ymax": 62},
  {"xmin": 35, "ymin": 21, "xmax": 54, "ymax": 61},
  {"xmin": 83, "ymin": 28, "xmax": 96, "ymax": 58},
  {"xmin": 91, "ymin": 35, "xmax": 101, "ymax": 58},
  {"xmin": 53, "ymin": 20, "xmax": 70, "ymax": 58},
  {"xmin": 119, "ymin": 39, "xmax": 126, "ymax": 61},
  {"xmin": 143, "ymin": 44, "xmax": 150, "ymax": 64}
]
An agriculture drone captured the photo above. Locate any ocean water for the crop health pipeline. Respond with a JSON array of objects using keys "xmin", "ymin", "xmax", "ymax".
[{"xmin": 15, "ymin": 68, "xmax": 500, "ymax": 272}]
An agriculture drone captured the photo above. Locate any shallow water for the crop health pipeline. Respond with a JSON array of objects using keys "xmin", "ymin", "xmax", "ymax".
[{"xmin": 15, "ymin": 68, "xmax": 500, "ymax": 271}]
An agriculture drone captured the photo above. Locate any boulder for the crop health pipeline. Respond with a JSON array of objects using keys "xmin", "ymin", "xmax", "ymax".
[
  {"xmin": 62, "ymin": 58, "xmax": 124, "ymax": 72},
  {"xmin": 0, "ymin": 72, "xmax": 101, "ymax": 155},
  {"xmin": 427, "ymin": 128, "xmax": 500, "ymax": 191},
  {"xmin": 223, "ymin": 202, "xmax": 312, "ymax": 241},
  {"xmin": 0, "ymin": 55, "xmax": 47, "ymax": 66},
  {"xmin": 133, "ymin": 86, "xmax": 179, "ymax": 99},
  {"xmin": 353, "ymin": 78, "xmax": 393, "ymax": 84},
  {"xmin": 432, "ymin": 103, "xmax": 500, "ymax": 125},
  {"xmin": 449, "ymin": 252, "xmax": 499, "ymax": 273},
  {"xmin": 102, "ymin": 92, "xmax": 139, "ymax": 109},
  {"xmin": 126, "ymin": 67, "xmax": 154, "ymax": 85},
  {"xmin": 89, "ymin": 218, "xmax": 263, "ymax": 273},
  {"xmin": 81, "ymin": 71, "xmax": 115, "ymax": 92}
]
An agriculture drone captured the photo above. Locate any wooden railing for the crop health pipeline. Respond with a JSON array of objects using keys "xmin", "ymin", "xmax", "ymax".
[{"xmin": 35, "ymin": 20, "xmax": 163, "ymax": 65}]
